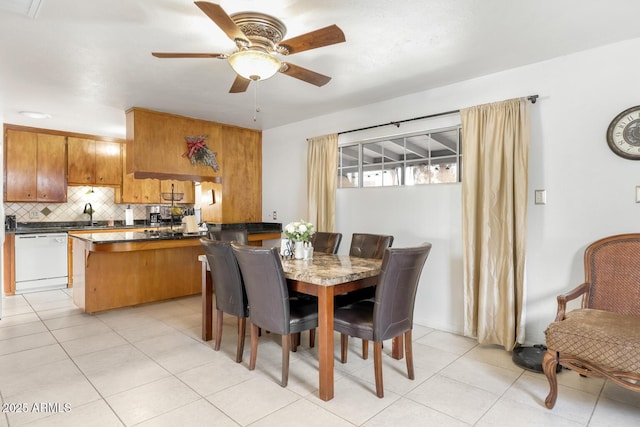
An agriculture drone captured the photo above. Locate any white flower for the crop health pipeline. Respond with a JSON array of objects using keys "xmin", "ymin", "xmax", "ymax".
[{"xmin": 284, "ymin": 219, "xmax": 315, "ymax": 242}]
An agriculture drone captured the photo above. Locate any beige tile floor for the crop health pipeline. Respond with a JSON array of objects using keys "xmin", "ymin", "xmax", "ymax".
[{"xmin": 1, "ymin": 289, "xmax": 639, "ymax": 426}]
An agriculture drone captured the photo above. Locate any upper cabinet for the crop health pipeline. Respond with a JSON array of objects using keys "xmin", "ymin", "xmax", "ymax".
[
  {"xmin": 68, "ymin": 137, "xmax": 122, "ymax": 186},
  {"xmin": 4, "ymin": 128, "xmax": 67, "ymax": 202},
  {"xmin": 116, "ymin": 144, "xmax": 195, "ymax": 205},
  {"xmin": 200, "ymin": 125, "xmax": 262, "ymax": 223},
  {"xmin": 160, "ymin": 180, "xmax": 195, "ymax": 205},
  {"xmin": 126, "ymin": 107, "xmax": 262, "ymax": 221},
  {"xmin": 126, "ymin": 108, "xmax": 222, "ymax": 181}
]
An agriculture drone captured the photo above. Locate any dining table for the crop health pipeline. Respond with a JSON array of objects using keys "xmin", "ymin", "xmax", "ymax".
[{"xmin": 200, "ymin": 252, "xmax": 396, "ymax": 401}]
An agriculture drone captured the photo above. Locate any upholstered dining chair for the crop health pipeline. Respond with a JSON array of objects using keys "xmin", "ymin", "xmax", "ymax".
[
  {"xmin": 336, "ymin": 233, "xmax": 394, "ymax": 358},
  {"xmin": 200, "ymin": 238, "xmax": 249, "ymax": 363},
  {"xmin": 231, "ymin": 243, "xmax": 318, "ymax": 387},
  {"xmin": 334, "ymin": 243, "xmax": 432, "ymax": 397},
  {"xmin": 309, "ymin": 231, "xmax": 342, "ymax": 254},
  {"xmin": 208, "ymin": 229, "xmax": 248, "ymax": 244},
  {"xmin": 349, "ymin": 233, "xmax": 394, "ymax": 259},
  {"xmin": 339, "ymin": 233, "xmax": 394, "ymax": 307}
]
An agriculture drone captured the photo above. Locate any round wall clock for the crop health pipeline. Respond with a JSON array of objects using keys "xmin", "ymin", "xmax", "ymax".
[{"xmin": 606, "ymin": 105, "xmax": 640, "ymax": 160}]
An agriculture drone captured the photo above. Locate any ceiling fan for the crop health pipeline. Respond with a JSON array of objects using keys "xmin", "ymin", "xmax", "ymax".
[{"xmin": 152, "ymin": 1, "xmax": 346, "ymax": 93}]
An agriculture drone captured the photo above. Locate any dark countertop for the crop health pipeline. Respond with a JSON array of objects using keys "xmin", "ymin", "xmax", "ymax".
[
  {"xmin": 207, "ymin": 222, "xmax": 282, "ymax": 234},
  {"xmin": 8, "ymin": 220, "xmax": 148, "ymax": 234},
  {"xmin": 69, "ymin": 230, "xmax": 208, "ymax": 244},
  {"xmin": 7, "ymin": 221, "xmax": 282, "ymax": 235}
]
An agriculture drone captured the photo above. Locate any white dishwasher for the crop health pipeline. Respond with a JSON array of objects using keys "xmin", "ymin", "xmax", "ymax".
[{"xmin": 15, "ymin": 233, "xmax": 69, "ymax": 294}]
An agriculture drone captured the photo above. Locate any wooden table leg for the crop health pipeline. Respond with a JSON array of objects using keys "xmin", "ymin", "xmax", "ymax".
[
  {"xmin": 201, "ymin": 261, "xmax": 213, "ymax": 341},
  {"xmin": 317, "ymin": 286, "xmax": 334, "ymax": 401},
  {"xmin": 391, "ymin": 336, "xmax": 404, "ymax": 359}
]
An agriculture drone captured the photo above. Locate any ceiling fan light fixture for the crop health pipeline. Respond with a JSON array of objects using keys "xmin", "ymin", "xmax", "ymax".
[{"xmin": 228, "ymin": 50, "xmax": 281, "ymax": 81}]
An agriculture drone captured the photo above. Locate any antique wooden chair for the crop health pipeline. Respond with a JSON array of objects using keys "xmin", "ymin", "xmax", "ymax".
[{"xmin": 542, "ymin": 233, "xmax": 640, "ymax": 409}]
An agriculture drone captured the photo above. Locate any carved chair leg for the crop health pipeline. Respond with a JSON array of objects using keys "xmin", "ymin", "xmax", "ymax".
[
  {"xmin": 236, "ymin": 317, "xmax": 246, "ymax": 363},
  {"xmin": 362, "ymin": 339, "xmax": 369, "ymax": 359},
  {"xmin": 214, "ymin": 309, "xmax": 223, "ymax": 351},
  {"xmin": 405, "ymin": 330, "xmax": 414, "ymax": 379},
  {"xmin": 542, "ymin": 349, "xmax": 559, "ymax": 409},
  {"xmin": 281, "ymin": 335, "xmax": 290, "ymax": 387},
  {"xmin": 340, "ymin": 334, "xmax": 349, "ymax": 363},
  {"xmin": 249, "ymin": 323, "xmax": 259, "ymax": 371},
  {"xmin": 373, "ymin": 341, "xmax": 384, "ymax": 398}
]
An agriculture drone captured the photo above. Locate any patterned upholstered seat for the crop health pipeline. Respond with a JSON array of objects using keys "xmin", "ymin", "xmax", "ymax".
[{"xmin": 542, "ymin": 234, "xmax": 640, "ymax": 409}]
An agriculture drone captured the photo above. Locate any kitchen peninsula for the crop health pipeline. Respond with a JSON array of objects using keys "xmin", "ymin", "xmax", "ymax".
[{"xmin": 70, "ymin": 224, "xmax": 281, "ymax": 313}]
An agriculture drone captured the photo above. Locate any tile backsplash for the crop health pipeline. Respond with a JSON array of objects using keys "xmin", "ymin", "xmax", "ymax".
[{"xmin": 5, "ymin": 186, "xmax": 150, "ymax": 223}]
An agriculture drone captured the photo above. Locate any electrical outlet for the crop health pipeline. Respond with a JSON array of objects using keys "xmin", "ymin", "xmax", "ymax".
[
  {"xmin": 272, "ymin": 211, "xmax": 277, "ymax": 220},
  {"xmin": 29, "ymin": 209, "xmax": 39, "ymax": 219}
]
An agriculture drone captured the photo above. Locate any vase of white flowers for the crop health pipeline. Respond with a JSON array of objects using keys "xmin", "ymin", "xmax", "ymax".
[{"xmin": 284, "ymin": 220, "xmax": 316, "ymax": 259}]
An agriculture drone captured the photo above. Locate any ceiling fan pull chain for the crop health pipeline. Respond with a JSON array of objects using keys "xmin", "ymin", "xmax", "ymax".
[{"xmin": 253, "ymin": 79, "xmax": 260, "ymax": 122}]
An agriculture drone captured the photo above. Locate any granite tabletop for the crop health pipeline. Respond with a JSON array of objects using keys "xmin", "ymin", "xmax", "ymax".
[{"xmin": 281, "ymin": 253, "xmax": 382, "ymax": 286}]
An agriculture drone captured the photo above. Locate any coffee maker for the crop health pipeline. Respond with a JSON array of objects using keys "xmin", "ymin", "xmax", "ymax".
[{"xmin": 147, "ymin": 206, "xmax": 162, "ymax": 227}]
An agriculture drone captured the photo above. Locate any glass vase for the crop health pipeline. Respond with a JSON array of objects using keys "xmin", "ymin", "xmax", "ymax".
[{"xmin": 294, "ymin": 241, "xmax": 305, "ymax": 259}]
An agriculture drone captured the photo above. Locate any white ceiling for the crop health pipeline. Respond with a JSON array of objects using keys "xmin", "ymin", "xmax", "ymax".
[{"xmin": 1, "ymin": 0, "xmax": 640, "ymax": 137}]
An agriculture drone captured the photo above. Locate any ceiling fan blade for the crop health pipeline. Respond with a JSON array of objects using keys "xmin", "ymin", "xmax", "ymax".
[
  {"xmin": 280, "ymin": 62, "xmax": 331, "ymax": 87},
  {"xmin": 229, "ymin": 75, "xmax": 251, "ymax": 93},
  {"xmin": 152, "ymin": 52, "xmax": 225, "ymax": 58},
  {"xmin": 278, "ymin": 25, "xmax": 345, "ymax": 55},
  {"xmin": 195, "ymin": 1, "xmax": 248, "ymax": 43}
]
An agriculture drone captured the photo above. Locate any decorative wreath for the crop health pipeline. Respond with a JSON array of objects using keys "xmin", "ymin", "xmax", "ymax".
[{"xmin": 182, "ymin": 135, "xmax": 219, "ymax": 171}]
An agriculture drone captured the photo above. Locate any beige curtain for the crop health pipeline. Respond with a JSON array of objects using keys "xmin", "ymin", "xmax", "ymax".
[
  {"xmin": 461, "ymin": 97, "xmax": 530, "ymax": 350},
  {"xmin": 307, "ymin": 133, "xmax": 338, "ymax": 232}
]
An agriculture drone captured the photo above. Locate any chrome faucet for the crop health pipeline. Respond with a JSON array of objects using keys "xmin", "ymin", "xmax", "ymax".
[{"xmin": 83, "ymin": 203, "xmax": 93, "ymax": 226}]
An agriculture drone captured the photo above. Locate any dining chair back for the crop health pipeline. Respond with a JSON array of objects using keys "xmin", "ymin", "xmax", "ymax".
[
  {"xmin": 200, "ymin": 238, "xmax": 248, "ymax": 363},
  {"xmin": 337, "ymin": 233, "xmax": 395, "ymax": 315},
  {"xmin": 349, "ymin": 233, "xmax": 394, "ymax": 259},
  {"xmin": 231, "ymin": 243, "xmax": 318, "ymax": 387},
  {"xmin": 208, "ymin": 229, "xmax": 248, "ymax": 244},
  {"xmin": 334, "ymin": 243, "xmax": 432, "ymax": 397},
  {"xmin": 310, "ymin": 232, "xmax": 342, "ymax": 254}
]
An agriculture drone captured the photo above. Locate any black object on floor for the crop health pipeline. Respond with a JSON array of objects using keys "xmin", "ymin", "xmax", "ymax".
[{"xmin": 512, "ymin": 344, "xmax": 561, "ymax": 373}]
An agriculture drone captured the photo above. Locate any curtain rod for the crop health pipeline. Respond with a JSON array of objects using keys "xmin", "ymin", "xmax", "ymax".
[{"xmin": 337, "ymin": 94, "xmax": 539, "ymax": 136}]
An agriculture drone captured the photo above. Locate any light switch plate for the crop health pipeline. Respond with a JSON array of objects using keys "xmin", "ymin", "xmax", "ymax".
[
  {"xmin": 636, "ymin": 186, "xmax": 640, "ymax": 203},
  {"xmin": 534, "ymin": 189, "xmax": 546, "ymax": 205}
]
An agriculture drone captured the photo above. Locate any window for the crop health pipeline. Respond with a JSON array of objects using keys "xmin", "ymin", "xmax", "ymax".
[{"xmin": 338, "ymin": 126, "xmax": 462, "ymax": 188}]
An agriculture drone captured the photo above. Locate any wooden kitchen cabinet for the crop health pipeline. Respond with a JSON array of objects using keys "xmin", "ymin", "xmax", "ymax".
[
  {"xmin": 200, "ymin": 124, "xmax": 261, "ymax": 223},
  {"xmin": 4, "ymin": 129, "xmax": 67, "ymax": 202},
  {"xmin": 118, "ymin": 144, "xmax": 195, "ymax": 204},
  {"xmin": 119, "ymin": 173, "xmax": 161, "ymax": 204},
  {"xmin": 160, "ymin": 180, "xmax": 195, "ymax": 204},
  {"xmin": 3, "ymin": 233, "xmax": 15, "ymax": 295},
  {"xmin": 117, "ymin": 144, "xmax": 161, "ymax": 204},
  {"xmin": 68, "ymin": 137, "xmax": 122, "ymax": 186}
]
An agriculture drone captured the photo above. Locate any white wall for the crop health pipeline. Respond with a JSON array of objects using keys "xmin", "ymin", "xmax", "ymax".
[{"xmin": 262, "ymin": 37, "xmax": 640, "ymax": 345}]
